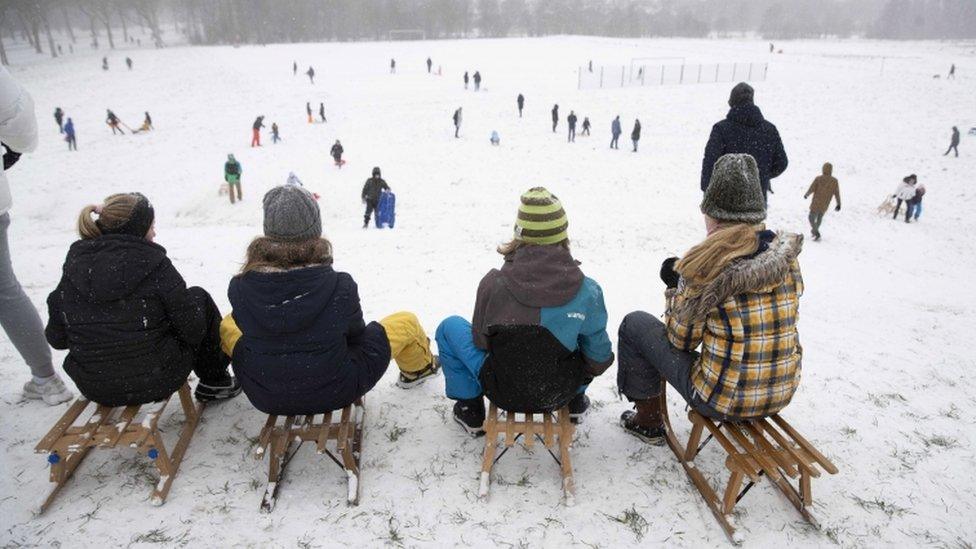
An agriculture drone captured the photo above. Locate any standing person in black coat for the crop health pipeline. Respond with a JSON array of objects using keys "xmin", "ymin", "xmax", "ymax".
[
  {"xmin": 54, "ymin": 107, "xmax": 64, "ymax": 133},
  {"xmin": 293, "ymin": 61, "xmax": 297, "ymax": 76},
  {"xmin": 362, "ymin": 167, "xmax": 390, "ymax": 228},
  {"xmin": 551, "ymin": 104, "xmax": 559, "ymax": 133},
  {"xmin": 611, "ymin": 116, "xmax": 622, "ymax": 149},
  {"xmin": 125, "ymin": 57, "xmax": 133, "ymax": 70},
  {"xmin": 453, "ymin": 107, "xmax": 462, "ymax": 138},
  {"xmin": 306, "ymin": 102, "xmax": 313, "ymax": 123},
  {"xmin": 581, "ymin": 117, "xmax": 591, "ymax": 136},
  {"xmin": 700, "ymin": 82, "xmax": 788, "ymax": 201},
  {"xmin": 390, "ymin": 58, "xmax": 396, "ymax": 74},
  {"xmin": 463, "ymin": 71, "xmax": 469, "ymax": 89},
  {"xmin": 427, "ymin": 57, "xmax": 432, "ymax": 73},
  {"xmin": 473, "ymin": 71, "xmax": 482, "ymax": 91},
  {"xmin": 517, "ymin": 93, "xmax": 524, "ymax": 117},
  {"xmin": 567, "ymin": 110, "xmax": 577, "ymax": 142},
  {"xmin": 45, "ymin": 193, "xmax": 241, "ymax": 406},
  {"xmin": 944, "ymin": 126, "xmax": 960, "ymax": 157},
  {"xmin": 630, "ymin": 118, "xmax": 641, "ymax": 152},
  {"xmin": 331, "ymin": 139, "xmax": 344, "ymax": 167},
  {"xmin": 319, "ymin": 102, "xmax": 327, "ymax": 123},
  {"xmin": 306, "ymin": 66, "xmax": 315, "ymax": 84}
]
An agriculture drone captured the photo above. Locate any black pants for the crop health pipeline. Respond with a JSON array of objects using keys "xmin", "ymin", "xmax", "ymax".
[
  {"xmin": 187, "ymin": 287, "xmax": 232, "ymax": 385},
  {"xmin": 632, "ymin": 139, "xmax": 639, "ymax": 152},
  {"xmin": 582, "ymin": 127, "xmax": 589, "ymax": 136},
  {"xmin": 518, "ymin": 107, "xmax": 523, "ymax": 117},
  {"xmin": 111, "ymin": 124, "xmax": 124, "ymax": 135},
  {"xmin": 364, "ymin": 199, "xmax": 378, "ymax": 225},
  {"xmin": 568, "ymin": 127, "xmax": 575, "ymax": 142},
  {"xmin": 893, "ymin": 198, "xmax": 911, "ymax": 221},
  {"xmin": 67, "ymin": 136, "xmax": 77, "ymax": 151},
  {"xmin": 611, "ymin": 135, "xmax": 619, "ymax": 149},
  {"xmin": 944, "ymin": 143, "xmax": 959, "ymax": 157},
  {"xmin": 616, "ymin": 311, "xmax": 727, "ymax": 420},
  {"xmin": 552, "ymin": 120, "xmax": 557, "ymax": 132},
  {"xmin": 455, "ymin": 125, "xmax": 460, "ymax": 138}
]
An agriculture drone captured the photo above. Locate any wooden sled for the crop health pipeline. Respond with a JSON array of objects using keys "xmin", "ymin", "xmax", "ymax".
[
  {"xmin": 479, "ymin": 402, "xmax": 576, "ymax": 505},
  {"xmin": 660, "ymin": 389, "xmax": 838, "ymax": 544},
  {"xmin": 254, "ymin": 400, "xmax": 364, "ymax": 512},
  {"xmin": 34, "ymin": 382, "xmax": 203, "ymax": 514},
  {"xmin": 218, "ymin": 183, "xmax": 229, "ymax": 196},
  {"xmin": 877, "ymin": 196, "xmax": 896, "ymax": 216}
]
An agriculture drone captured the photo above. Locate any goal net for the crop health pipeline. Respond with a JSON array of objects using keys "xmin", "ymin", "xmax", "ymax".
[{"xmin": 388, "ymin": 29, "xmax": 426, "ymax": 41}]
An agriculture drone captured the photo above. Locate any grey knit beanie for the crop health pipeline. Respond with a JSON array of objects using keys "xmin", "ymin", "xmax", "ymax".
[
  {"xmin": 728, "ymin": 82, "xmax": 754, "ymax": 107},
  {"xmin": 262, "ymin": 185, "xmax": 322, "ymax": 241},
  {"xmin": 701, "ymin": 153, "xmax": 766, "ymax": 223}
]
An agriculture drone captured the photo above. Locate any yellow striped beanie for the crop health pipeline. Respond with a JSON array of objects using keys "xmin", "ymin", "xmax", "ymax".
[{"xmin": 514, "ymin": 187, "xmax": 569, "ymax": 245}]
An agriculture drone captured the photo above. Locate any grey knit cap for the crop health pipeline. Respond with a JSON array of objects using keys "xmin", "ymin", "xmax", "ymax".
[
  {"xmin": 701, "ymin": 153, "xmax": 766, "ymax": 223},
  {"xmin": 262, "ymin": 185, "xmax": 322, "ymax": 241}
]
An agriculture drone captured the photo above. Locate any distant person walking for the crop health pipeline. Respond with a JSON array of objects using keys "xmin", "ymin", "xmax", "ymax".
[
  {"xmin": 390, "ymin": 58, "xmax": 396, "ymax": 74},
  {"xmin": 630, "ymin": 119, "xmax": 641, "ymax": 152},
  {"xmin": 473, "ymin": 71, "xmax": 482, "ymax": 91},
  {"xmin": 567, "ymin": 110, "xmax": 577, "ymax": 142},
  {"xmin": 319, "ymin": 102, "xmax": 327, "ymax": 123},
  {"xmin": 125, "ymin": 57, "xmax": 133, "ymax": 70},
  {"xmin": 944, "ymin": 126, "xmax": 960, "ymax": 157},
  {"xmin": 701, "ymin": 82, "xmax": 788, "ymax": 201},
  {"xmin": 803, "ymin": 162, "xmax": 841, "ymax": 241},
  {"xmin": 271, "ymin": 122, "xmax": 280, "ymax": 144},
  {"xmin": 251, "ymin": 115, "xmax": 265, "ymax": 147},
  {"xmin": 464, "ymin": 71, "xmax": 469, "ymax": 90},
  {"xmin": 517, "ymin": 93, "xmax": 524, "ymax": 117},
  {"xmin": 581, "ymin": 117, "xmax": 590, "ymax": 136},
  {"xmin": 948, "ymin": 63, "xmax": 955, "ymax": 79},
  {"xmin": 306, "ymin": 66, "xmax": 315, "ymax": 84},
  {"xmin": 362, "ymin": 167, "xmax": 390, "ymax": 228},
  {"xmin": 490, "ymin": 130, "xmax": 500, "ymax": 146},
  {"xmin": 427, "ymin": 57, "xmax": 432, "ymax": 73},
  {"xmin": 610, "ymin": 116, "xmax": 621, "ymax": 149},
  {"xmin": 453, "ymin": 107, "xmax": 463, "ymax": 138},
  {"xmin": 106, "ymin": 109, "xmax": 124, "ymax": 134},
  {"xmin": 331, "ymin": 140, "xmax": 344, "ymax": 167},
  {"xmin": 64, "ymin": 118, "xmax": 77, "ymax": 150},
  {"xmin": 551, "ymin": 104, "xmax": 559, "ymax": 133},
  {"xmin": 293, "ymin": 61, "xmax": 297, "ymax": 76},
  {"xmin": 306, "ymin": 102, "xmax": 313, "ymax": 123},
  {"xmin": 54, "ymin": 107, "xmax": 64, "ymax": 133},
  {"xmin": 224, "ymin": 154, "xmax": 243, "ymax": 204},
  {"xmin": 102, "ymin": 57, "xmax": 108, "ymax": 70}
]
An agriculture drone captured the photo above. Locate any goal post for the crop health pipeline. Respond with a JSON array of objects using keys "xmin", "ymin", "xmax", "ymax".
[{"xmin": 388, "ymin": 29, "xmax": 426, "ymax": 41}]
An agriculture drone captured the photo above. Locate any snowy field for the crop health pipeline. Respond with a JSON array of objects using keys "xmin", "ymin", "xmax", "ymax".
[{"xmin": 1, "ymin": 35, "xmax": 975, "ymax": 547}]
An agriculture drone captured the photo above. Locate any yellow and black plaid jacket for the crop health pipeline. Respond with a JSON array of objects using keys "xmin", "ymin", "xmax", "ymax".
[{"xmin": 666, "ymin": 234, "xmax": 803, "ymax": 418}]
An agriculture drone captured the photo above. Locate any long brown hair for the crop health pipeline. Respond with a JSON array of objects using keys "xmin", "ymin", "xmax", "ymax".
[
  {"xmin": 675, "ymin": 223, "xmax": 764, "ymax": 290},
  {"xmin": 497, "ymin": 238, "xmax": 570, "ymax": 256},
  {"xmin": 240, "ymin": 236, "xmax": 333, "ymax": 274},
  {"xmin": 76, "ymin": 193, "xmax": 141, "ymax": 239}
]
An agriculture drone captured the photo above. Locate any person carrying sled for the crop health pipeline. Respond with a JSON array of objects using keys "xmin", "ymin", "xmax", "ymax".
[
  {"xmin": 46, "ymin": 192, "xmax": 242, "ymax": 406},
  {"xmin": 106, "ymin": 109, "xmax": 124, "ymax": 135},
  {"xmin": 306, "ymin": 66, "xmax": 315, "ymax": 84},
  {"xmin": 271, "ymin": 122, "xmax": 280, "ymax": 144},
  {"xmin": 251, "ymin": 115, "xmax": 264, "ymax": 147},
  {"xmin": 803, "ymin": 162, "xmax": 841, "ymax": 241},
  {"xmin": 361, "ymin": 167, "xmax": 390, "ymax": 228},
  {"xmin": 64, "ymin": 118, "xmax": 77, "ymax": 151},
  {"xmin": 319, "ymin": 102, "xmax": 327, "ymax": 123},
  {"xmin": 517, "ymin": 93, "xmax": 524, "ymax": 117},
  {"xmin": 892, "ymin": 174, "xmax": 918, "ymax": 223},
  {"xmin": 631, "ymin": 118, "xmax": 641, "ymax": 152},
  {"xmin": 435, "ymin": 187, "xmax": 614, "ymax": 435},
  {"xmin": 611, "ymin": 116, "xmax": 621, "ymax": 149},
  {"xmin": 618, "ymin": 154, "xmax": 804, "ymax": 444},
  {"xmin": 551, "ymin": 104, "xmax": 559, "ymax": 133},
  {"xmin": 219, "ymin": 186, "xmax": 440, "ymax": 418},
  {"xmin": 330, "ymin": 140, "xmax": 344, "ymax": 167},
  {"xmin": 581, "ymin": 117, "xmax": 591, "ymax": 136},
  {"xmin": 944, "ymin": 126, "xmax": 960, "ymax": 157},
  {"xmin": 54, "ymin": 107, "xmax": 64, "ymax": 133},
  {"xmin": 224, "ymin": 154, "xmax": 243, "ymax": 204},
  {"xmin": 453, "ymin": 107, "xmax": 462, "ymax": 138},
  {"xmin": 567, "ymin": 111, "xmax": 578, "ymax": 142}
]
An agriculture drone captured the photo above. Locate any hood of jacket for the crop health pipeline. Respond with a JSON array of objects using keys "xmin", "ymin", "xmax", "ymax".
[
  {"xmin": 822, "ymin": 163, "xmax": 832, "ymax": 176},
  {"xmin": 63, "ymin": 235, "xmax": 168, "ymax": 303},
  {"xmin": 499, "ymin": 245, "xmax": 584, "ymax": 308},
  {"xmin": 674, "ymin": 232, "xmax": 803, "ymax": 323},
  {"xmin": 230, "ymin": 265, "xmax": 338, "ymax": 334},
  {"xmin": 726, "ymin": 104, "xmax": 765, "ymax": 128}
]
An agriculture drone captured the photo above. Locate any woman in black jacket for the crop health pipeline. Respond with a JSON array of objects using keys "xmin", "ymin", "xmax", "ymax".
[
  {"xmin": 220, "ymin": 185, "xmax": 439, "ymax": 415},
  {"xmin": 46, "ymin": 193, "xmax": 241, "ymax": 406}
]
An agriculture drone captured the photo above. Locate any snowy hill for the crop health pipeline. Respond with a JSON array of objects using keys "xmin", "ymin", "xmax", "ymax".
[{"xmin": 1, "ymin": 36, "xmax": 974, "ymax": 547}]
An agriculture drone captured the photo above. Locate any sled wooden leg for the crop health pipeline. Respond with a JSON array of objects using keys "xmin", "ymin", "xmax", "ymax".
[
  {"xmin": 347, "ymin": 403, "xmax": 365, "ymax": 506},
  {"xmin": 261, "ymin": 417, "xmax": 294, "ymax": 512},
  {"xmin": 557, "ymin": 407, "xmax": 576, "ymax": 505},
  {"xmin": 37, "ymin": 444, "xmax": 95, "ymax": 515},
  {"xmin": 479, "ymin": 403, "xmax": 498, "ymax": 499}
]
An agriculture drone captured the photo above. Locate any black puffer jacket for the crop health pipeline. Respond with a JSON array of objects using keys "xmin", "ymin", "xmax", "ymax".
[
  {"xmin": 46, "ymin": 235, "xmax": 208, "ymax": 406},
  {"xmin": 701, "ymin": 104, "xmax": 788, "ymax": 195}
]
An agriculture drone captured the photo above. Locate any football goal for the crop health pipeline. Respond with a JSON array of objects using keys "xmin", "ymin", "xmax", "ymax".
[{"xmin": 389, "ymin": 29, "xmax": 426, "ymax": 41}]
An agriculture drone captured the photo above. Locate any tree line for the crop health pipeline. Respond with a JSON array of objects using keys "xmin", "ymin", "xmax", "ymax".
[{"xmin": 2, "ymin": 0, "xmax": 974, "ymax": 65}]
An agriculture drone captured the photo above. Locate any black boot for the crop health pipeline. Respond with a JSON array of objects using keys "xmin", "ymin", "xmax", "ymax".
[
  {"xmin": 568, "ymin": 393, "xmax": 590, "ymax": 424},
  {"xmin": 195, "ymin": 375, "xmax": 242, "ymax": 403},
  {"xmin": 453, "ymin": 397, "xmax": 486, "ymax": 437}
]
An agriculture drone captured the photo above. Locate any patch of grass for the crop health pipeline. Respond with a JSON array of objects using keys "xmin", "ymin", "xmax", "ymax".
[
  {"xmin": 919, "ymin": 433, "xmax": 958, "ymax": 449},
  {"xmin": 940, "ymin": 404, "xmax": 961, "ymax": 420},
  {"xmin": 386, "ymin": 425, "xmax": 408, "ymax": 443},
  {"xmin": 603, "ymin": 505, "xmax": 649, "ymax": 541},
  {"xmin": 850, "ymin": 495, "xmax": 911, "ymax": 518},
  {"xmin": 128, "ymin": 527, "xmax": 189, "ymax": 546},
  {"xmin": 840, "ymin": 426, "xmax": 857, "ymax": 437},
  {"xmin": 379, "ymin": 516, "xmax": 405, "ymax": 547}
]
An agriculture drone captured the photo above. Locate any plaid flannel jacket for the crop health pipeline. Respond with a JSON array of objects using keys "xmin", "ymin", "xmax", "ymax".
[{"xmin": 666, "ymin": 258, "xmax": 803, "ymax": 418}]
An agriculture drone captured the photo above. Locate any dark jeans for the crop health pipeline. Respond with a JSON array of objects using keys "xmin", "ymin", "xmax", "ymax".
[
  {"xmin": 616, "ymin": 311, "xmax": 727, "ymax": 420},
  {"xmin": 568, "ymin": 127, "xmax": 575, "ymax": 142},
  {"xmin": 611, "ymin": 134, "xmax": 619, "ymax": 148},
  {"xmin": 67, "ymin": 136, "xmax": 77, "ymax": 150},
  {"xmin": 944, "ymin": 143, "xmax": 958, "ymax": 157},
  {"xmin": 893, "ymin": 199, "xmax": 911, "ymax": 221},
  {"xmin": 364, "ymin": 199, "xmax": 378, "ymax": 224},
  {"xmin": 187, "ymin": 287, "xmax": 232, "ymax": 385}
]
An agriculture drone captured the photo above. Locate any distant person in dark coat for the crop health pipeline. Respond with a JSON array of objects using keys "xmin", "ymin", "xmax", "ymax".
[
  {"xmin": 581, "ymin": 117, "xmax": 591, "ymax": 136},
  {"xmin": 631, "ymin": 119, "xmax": 641, "ymax": 152},
  {"xmin": 948, "ymin": 63, "xmax": 955, "ymax": 79},
  {"xmin": 700, "ymin": 82, "xmax": 788, "ymax": 201},
  {"xmin": 293, "ymin": 61, "xmax": 297, "ymax": 75},
  {"xmin": 464, "ymin": 71, "xmax": 469, "ymax": 89},
  {"xmin": 427, "ymin": 57, "xmax": 432, "ymax": 73},
  {"xmin": 944, "ymin": 126, "xmax": 960, "ymax": 157},
  {"xmin": 306, "ymin": 102, "xmax": 313, "ymax": 123},
  {"xmin": 331, "ymin": 140, "xmax": 344, "ymax": 167},
  {"xmin": 390, "ymin": 58, "xmax": 396, "ymax": 74},
  {"xmin": 125, "ymin": 57, "xmax": 133, "ymax": 70},
  {"xmin": 64, "ymin": 118, "xmax": 77, "ymax": 150},
  {"xmin": 567, "ymin": 111, "xmax": 578, "ymax": 142},
  {"xmin": 362, "ymin": 167, "xmax": 391, "ymax": 228},
  {"xmin": 106, "ymin": 109, "xmax": 124, "ymax": 135},
  {"xmin": 453, "ymin": 107, "xmax": 462, "ymax": 138},
  {"xmin": 551, "ymin": 104, "xmax": 559, "ymax": 133},
  {"xmin": 319, "ymin": 102, "xmax": 327, "ymax": 123},
  {"xmin": 473, "ymin": 71, "xmax": 482, "ymax": 91},
  {"xmin": 271, "ymin": 122, "xmax": 280, "ymax": 144},
  {"xmin": 306, "ymin": 66, "xmax": 315, "ymax": 84},
  {"xmin": 54, "ymin": 107, "xmax": 64, "ymax": 133},
  {"xmin": 611, "ymin": 116, "xmax": 621, "ymax": 149},
  {"xmin": 517, "ymin": 93, "xmax": 524, "ymax": 117}
]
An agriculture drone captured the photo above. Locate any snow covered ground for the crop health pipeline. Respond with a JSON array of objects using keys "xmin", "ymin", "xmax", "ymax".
[{"xmin": 1, "ymin": 35, "xmax": 975, "ymax": 547}]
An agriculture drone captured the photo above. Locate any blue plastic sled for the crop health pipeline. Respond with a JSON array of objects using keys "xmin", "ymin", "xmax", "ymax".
[{"xmin": 375, "ymin": 190, "xmax": 396, "ymax": 229}]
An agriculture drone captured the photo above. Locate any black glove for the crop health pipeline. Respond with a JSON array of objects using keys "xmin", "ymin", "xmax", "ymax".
[
  {"xmin": 2, "ymin": 143, "xmax": 21, "ymax": 171},
  {"xmin": 660, "ymin": 257, "xmax": 680, "ymax": 289}
]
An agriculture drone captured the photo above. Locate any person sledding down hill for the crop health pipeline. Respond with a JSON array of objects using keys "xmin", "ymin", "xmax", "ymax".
[
  {"xmin": 617, "ymin": 154, "xmax": 804, "ymax": 444},
  {"xmin": 218, "ymin": 185, "xmax": 441, "ymax": 416},
  {"xmin": 435, "ymin": 187, "xmax": 615, "ymax": 435},
  {"xmin": 133, "ymin": 111, "xmax": 153, "ymax": 133}
]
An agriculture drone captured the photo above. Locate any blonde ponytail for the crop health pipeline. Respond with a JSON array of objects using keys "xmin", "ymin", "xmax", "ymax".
[
  {"xmin": 77, "ymin": 205, "xmax": 102, "ymax": 239},
  {"xmin": 676, "ymin": 223, "xmax": 765, "ymax": 291},
  {"xmin": 76, "ymin": 194, "xmax": 141, "ymax": 239}
]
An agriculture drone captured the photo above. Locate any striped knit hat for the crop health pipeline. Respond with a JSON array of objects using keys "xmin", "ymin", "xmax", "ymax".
[{"xmin": 514, "ymin": 187, "xmax": 569, "ymax": 245}]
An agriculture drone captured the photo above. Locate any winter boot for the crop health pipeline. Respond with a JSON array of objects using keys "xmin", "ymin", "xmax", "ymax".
[
  {"xmin": 22, "ymin": 375, "xmax": 74, "ymax": 406},
  {"xmin": 194, "ymin": 375, "xmax": 243, "ymax": 403},
  {"xmin": 397, "ymin": 355, "xmax": 442, "ymax": 389},
  {"xmin": 620, "ymin": 396, "xmax": 666, "ymax": 446},
  {"xmin": 453, "ymin": 396, "xmax": 486, "ymax": 437},
  {"xmin": 567, "ymin": 393, "xmax": 590, "ymax": 424}
]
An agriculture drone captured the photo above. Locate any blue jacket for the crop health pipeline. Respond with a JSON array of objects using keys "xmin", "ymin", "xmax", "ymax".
[
  {"xmin": 611, "ymin": 119, "xmax": 622, "ymax": 136},
  {"xmin": 701, "ymin": 104, "xmax": 787, "ymax": 195},
  {"xmin": 226, "ymin": 265, "xmax": 390, "ymax": 415},
  {"xmin": 64, "ymin": 119, "xmax": 75, "ymax": 138}
]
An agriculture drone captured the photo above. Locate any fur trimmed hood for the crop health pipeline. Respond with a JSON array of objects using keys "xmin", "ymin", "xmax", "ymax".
[{"xmin": 673, "ymin": 232, "xmax": 803, "ymax": 323}]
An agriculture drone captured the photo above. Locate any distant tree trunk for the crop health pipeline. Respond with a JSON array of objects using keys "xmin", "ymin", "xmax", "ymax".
[
  {"xmin": 0, "ymin": 13, "xmax": 8, "ymax": 66},
  {"xmin": 61, "ymin": 5, "xmax": 77, "ymax": 43},
  {"xmin": 118, "ymin": 8, "xmax": 129, "ymax": 43},
  {"xmin": 89, "ymin": 13, "xmax": 99, "ymax": 48},
  {"xmin": 102, "ymin": 12, "xmax": 115, "ymax": 48},
  {"xmin": 18, "ymin": 9, "xmax": 42, "ymax": 53},
  {"xmin": 41, "ymin": 8, "xmax": 58, "ymax": 58}
]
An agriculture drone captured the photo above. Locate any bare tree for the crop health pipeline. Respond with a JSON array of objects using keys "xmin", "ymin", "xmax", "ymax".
[
  {"xmin": 80, "ymin": 0, "xmax": 115, "ymax": 49},
  {"xmin": 60, "ymin": 4, "xmax": 76, "ymax": 43},
  {"xmin": 134, "ymin": 0, "xmax": 164, "ymax": 47},
  {"xmin": 0, "ymin": 9, "xmax": 9, "ymax": 65}
]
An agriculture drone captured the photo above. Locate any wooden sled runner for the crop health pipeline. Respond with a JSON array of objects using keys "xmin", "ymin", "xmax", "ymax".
[
  {"xmin": 479, "ymin": 402, "xmax": 576, "ymax": 505},
  {"xmin": 254, "ymin": 400, "xmax": 365, "ymax": 512},
  {"xmin": 660, "ymin": 389, "xmax": 839, "ymax": 544},
  {"xmin": 34, "ymin": 382, "xmax": 203, "ymax": 514}
]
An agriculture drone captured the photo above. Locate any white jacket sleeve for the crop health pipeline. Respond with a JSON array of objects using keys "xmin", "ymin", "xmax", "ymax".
[{"xmin": 0, "ymin": 66, "xmax": 38, "ymax": 154}]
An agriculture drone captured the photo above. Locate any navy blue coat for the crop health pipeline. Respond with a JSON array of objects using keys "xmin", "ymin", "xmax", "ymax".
[
  {"xmin": 228, "ymin": 265, "xmax": 390, "ymax": 415},
  {"xmin": 700, "ymin": 104, "xmax": 788, "ymax": 197}
]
